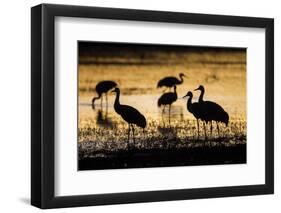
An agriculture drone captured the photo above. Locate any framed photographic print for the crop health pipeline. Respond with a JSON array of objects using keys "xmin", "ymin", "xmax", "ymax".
[{"xmin": 31, "ymin": 3, "xmax": 274, "ymax": 209}]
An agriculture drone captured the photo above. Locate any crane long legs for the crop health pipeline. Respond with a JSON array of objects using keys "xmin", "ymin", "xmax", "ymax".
[
  {"xmin": 203, "ymin": 121, "xmax": 207, "ymax": 146},
  {"xmin": 95, "ymin": 93, "xmax": 110, "ymax": 112},
  {"xmin": 162, "ymin": 105, "xmax": 166, "ymax": 126},
  {"xmin": 216, "ymin": 121, "xmax": 220, "ymax": 137},
  {"xmin": 127, "ymin": 123, "xmax": 131, "ymax": 148},
  {"xmin": 161, "ymin": 105, "xmax": 172, "ymax": 127},
  {"xmin": 168, "ymin": 105, "xmax": 171, "ymax": 125},
  {"xmin": 127, "ymin": 124, "xmax": 137, "ymax": 149},
  {"xmin": 131, "ymin": 124, "xmax": 135, "ymax": 146},
  {"xmin": 197, "ymin": 119, "xmax": 200, "ymax": 140},
  {"xmin": 106, "ymin": 93, "xmax": 108, "ymax": 110}
]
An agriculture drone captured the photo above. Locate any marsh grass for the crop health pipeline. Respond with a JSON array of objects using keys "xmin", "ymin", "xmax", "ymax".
[{"xmin": 78, "ymin": 111, "xmax": 246, "ymax": 160}]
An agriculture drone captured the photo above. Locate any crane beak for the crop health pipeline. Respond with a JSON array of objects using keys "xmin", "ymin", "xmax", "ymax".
[
  {"xmin": 194, "ymin": 87, "xmax": 199, "ymax": 91},
  {"xmin": 182, "ymin": 94, "xmax": 188, "ymax": 98}
]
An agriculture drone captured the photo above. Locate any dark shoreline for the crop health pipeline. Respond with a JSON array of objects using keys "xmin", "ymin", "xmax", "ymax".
[{"xmin": 78, "ymin": 144, "xmax": 246, "ymax": 171}]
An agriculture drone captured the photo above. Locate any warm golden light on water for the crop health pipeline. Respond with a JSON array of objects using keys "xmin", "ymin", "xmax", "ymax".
[{"xmin": 79, "ymin": 62, "xmax": 246, "ymax": 132}]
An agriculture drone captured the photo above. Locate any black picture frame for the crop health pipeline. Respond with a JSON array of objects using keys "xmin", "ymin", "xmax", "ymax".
[{"xmin": 31, "ymin": 3, "xmax": 274, "ymax": 209}]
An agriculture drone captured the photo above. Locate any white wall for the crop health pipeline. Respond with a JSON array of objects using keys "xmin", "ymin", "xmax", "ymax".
[{"xmin": 0, "ymin": 0, "xmax": 279, "ymax": 212}]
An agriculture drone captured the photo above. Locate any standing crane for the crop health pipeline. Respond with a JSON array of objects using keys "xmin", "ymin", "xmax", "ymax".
[
  {"xmin": 157, "ymin": 73, "xmax": 186, "ymax": 91},
  {"xmin": 182, "ymin": 91, "xmax": 205, "ymax": 139},
  {"xmin": 194, "ymin": 85, "xmax": 229, "ymax": 137},
  {"xmin": 157, "ymin": 85, "xmax": 178, "ymax": 125},
  {"xmin": 92, "ymin": 80, "xmax": 117, "ymax": 109},
  {"xmin": 112, "ymin": 87, "xmax": 147, "ymax": 148}
]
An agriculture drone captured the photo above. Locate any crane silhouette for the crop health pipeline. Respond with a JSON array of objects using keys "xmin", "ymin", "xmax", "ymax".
[
  {"xmin": 92, "ymin": 80, "xmax": 117, "ymax": 109},
  {"xmin": 112, "ymin": 87, "xmax": 146, "ymax": 147},
  {"xmin": 182, "ymin": 91, "xmax": 205, "ymax": 139},
  {"xmin": 194, "ymin": 85, "xmax": 229, "ymax": 137},
  {"xmin": 158, "ymin": 85, "xmax": 178, "ymax": 125},
  {"xmin": 157, "ymin": 73, "xmax": 186, "ymax": 91}
]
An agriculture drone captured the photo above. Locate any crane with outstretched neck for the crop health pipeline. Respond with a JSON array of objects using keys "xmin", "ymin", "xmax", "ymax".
[
  {"xmin": 182, "ymin": 91, "xmax": 205, "ymax": 139},
  {"xmin": 157, "ymin": 73, "xmax": 186, "ymax": 91},
  {"xmin": 194, "ymin": 85, "xmax": 229, "ymax": 137}
]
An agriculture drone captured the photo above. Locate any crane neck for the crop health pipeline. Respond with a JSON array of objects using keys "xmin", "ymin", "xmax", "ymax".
[
  {"xmin": 187, "ymin": 95, "xmax": 193, "ymax": 111},
  {"xmin": 114, "ymin": 91, "xmax": 120, "ymax": 111},
  {"xmin": 174, "ymin": 87, "xmax": 178, "ymax": 99},
  {"xmin": 179, "ymin": 75, "xmax": 184, "ymax": 83},
  {"xmin": 92, "ymin": 93, "xmax": 101, "ymax": 103},
  {"xmin": 198, "ymin": 89, "xmax": 204, "ymax": 102}
]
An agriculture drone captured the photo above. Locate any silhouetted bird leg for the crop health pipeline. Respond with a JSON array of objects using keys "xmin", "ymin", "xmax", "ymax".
[
  {"xmin": 216, "ymin": 121, "xmax": 220, "ymax": 138},
  {"xmin": 162, "ymin": 105, "xmax": 166, "ymax": 114},
  {"xmin": 168, "ymin": 105, "xmax": 171, "ymax": 126},
  {"xmin": 162, "ymin": 106, "xmax": 166, "ymax": 126},
  {"xmin": 132, "ymin": 124, "xmax": 135, "ymax": 147},
  {"xmin": 210, "ymin": 121, "xmax": 213, "ymax": 137},
  {"xmin": 197, "ymin": 119, "xmax": 200, "ymax": 140},
  {"xmin": 105, "ymin": 108, "xmax": 108, "ymax": 120},
  {"xmin": 100, "ymin": 95, "xmax": 103, "ymax": 109},
  {"xmin": 208, "ymin": 121, "xmax": 212, "ymax": 147},
  {"xmin": 127, "ymin": 123, "xmax": 131, "ymax": 149},
  {"xmin": 141, "ymin": 128, "xmax": 145, "ymax": 148},
  {"xmin": 203, "ymin": 121, "xmax": 207, "ymax": 145},
  {"xmin": 223, "ymin": 124, "xmax": 228, "ymax": 139},
  {"xmin": 105, "ymin": 106, "xmax": 108, "ymax": 117},
  {"xmin": 106, "ymin": 93, "xmax": 108, "ymax": 109}
]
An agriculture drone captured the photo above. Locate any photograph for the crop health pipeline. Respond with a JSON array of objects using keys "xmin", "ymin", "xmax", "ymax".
[{"xmin": 78, "ymin": 41, "xmax": 247, "ymax": 170}]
